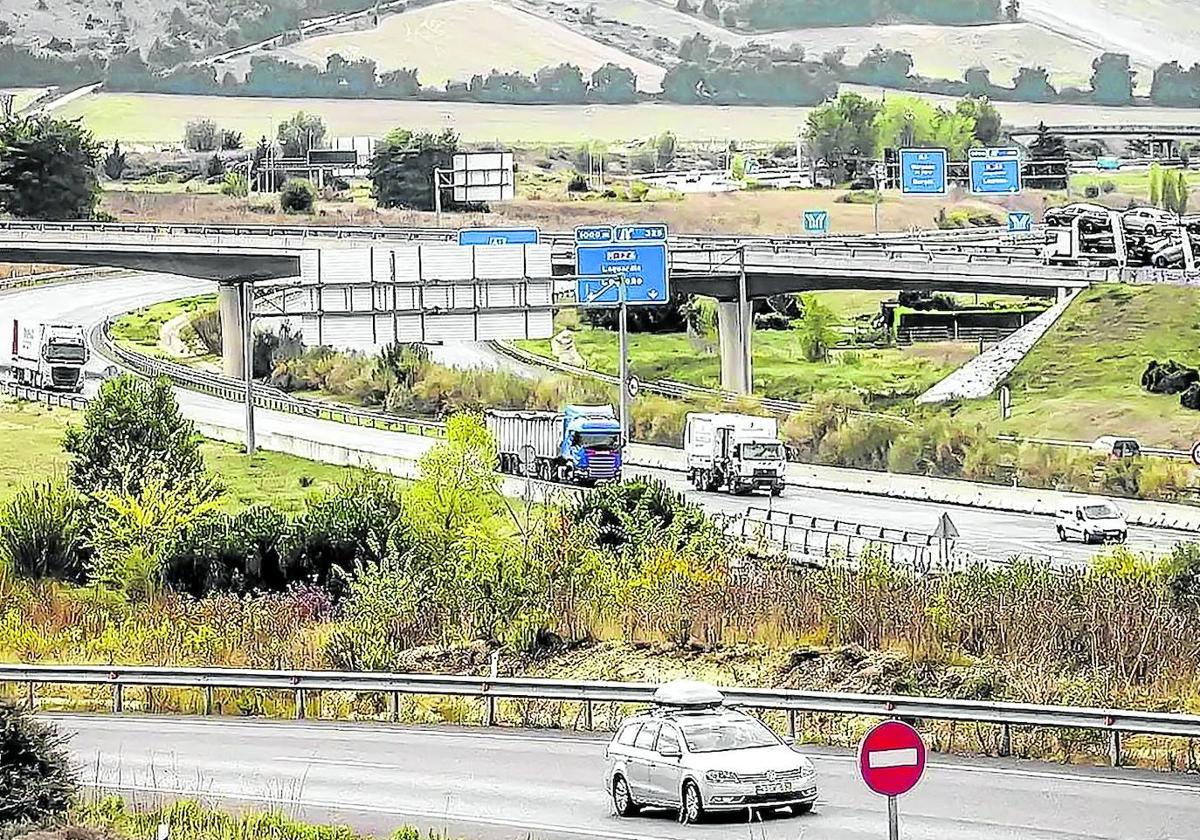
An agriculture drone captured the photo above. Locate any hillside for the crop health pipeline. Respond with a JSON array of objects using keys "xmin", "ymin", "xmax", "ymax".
[
  {"xmin": 1022, "ymin": 0, "xmax": 1200, "ymax": 69},
  {"xmin": 214, "ymin": 0, "xmax": 666, "ymax": 91}
]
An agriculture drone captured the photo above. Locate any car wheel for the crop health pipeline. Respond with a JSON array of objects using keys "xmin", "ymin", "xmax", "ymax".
[
  {"xmin": 681, "ymin": 781, "xmax": 704, "ymax": 824},
  {"xmin": 613, "ymin": 776, "xmax": 639, "ymax": 817},
  {"xmin": 1119, "ymin": 531, "xmax": 1128, "ymax": 543},
  {"xmin": 1145, "ymin": 225, "xmax": 1157, "ymax": 237},
  {"xmin": 1056, "ymin": 525, "xmax": 1066, "ymax": 542},
  {"xmin": 792, "ymin": 802, "xmax": 814, "ymax": 816}
]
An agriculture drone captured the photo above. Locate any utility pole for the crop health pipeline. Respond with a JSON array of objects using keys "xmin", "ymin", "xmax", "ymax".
[{"xmin": 242, "ymin": 281, "xmax": 256, "ymax": 456}]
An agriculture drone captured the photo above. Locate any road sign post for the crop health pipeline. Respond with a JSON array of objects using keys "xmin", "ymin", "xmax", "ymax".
[
  {"xmin": 899, "ymin": 149, "xmax": 948, "ymax": 195},
  {"xmin": 575, "ymin": 225, "xmax": 670, "ymax": 447},
  {"xmin": 859, "ymin": 720, "xmax": 927, "ymax": 840},
  {"xmin": 969, "ymin": 147, "xmax": 1022, "ymax": 195}
]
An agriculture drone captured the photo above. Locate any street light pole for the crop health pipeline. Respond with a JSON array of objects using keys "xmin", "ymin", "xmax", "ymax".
[
  {"xmin": 617, "ymin": 280, "xmax": 630, "ymax": 447},
  {"xmin": 241, "ymin": 280, "xmax": 256, "ymax": 456}
]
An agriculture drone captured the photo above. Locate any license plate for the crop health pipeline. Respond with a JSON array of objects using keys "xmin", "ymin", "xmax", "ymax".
[{"xmin": 755, "ymin": 782, "xmax": 792, "ymax": 795}]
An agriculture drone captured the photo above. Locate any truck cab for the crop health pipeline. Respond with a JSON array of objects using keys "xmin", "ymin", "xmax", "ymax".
[
  {"xmin": 561, "ymin": 405, "xmax": 623, "ymax": 484},
  {"xmin": 686, "ymin": 413, "xmax": 786, "ymax": 496}
]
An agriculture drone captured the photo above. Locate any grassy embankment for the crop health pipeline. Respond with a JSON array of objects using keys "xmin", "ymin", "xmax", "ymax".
[
  {"xmin": 954, "ymin": 284, "xmax": 1200, "ymax": 449},
  {"xmin": 109, "ymin": 293, "xmax": 218, "ymax": 362},
  {"xmin": 0, "ymin": 398, "xmax": 362, "ymax": 513}
]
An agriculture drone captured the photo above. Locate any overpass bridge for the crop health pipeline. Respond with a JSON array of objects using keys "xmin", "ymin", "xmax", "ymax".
[{"xmin": 0, "ymin": 221, "xmax": 1101, "ymax": 393}]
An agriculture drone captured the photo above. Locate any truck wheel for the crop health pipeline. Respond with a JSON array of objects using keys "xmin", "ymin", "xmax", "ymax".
[{"xmin": 771, "ymin": 486, "xmax": 783, "ymax": 497}]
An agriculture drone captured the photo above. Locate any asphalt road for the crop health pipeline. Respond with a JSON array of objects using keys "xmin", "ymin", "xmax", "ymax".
[
  {"xmin": 62, "ymin": 714, "xmax": 1200, "ymax": 840},
  {"xmin": 1, "ymin": 273, "xmax": 1191, "ymax": 565}
]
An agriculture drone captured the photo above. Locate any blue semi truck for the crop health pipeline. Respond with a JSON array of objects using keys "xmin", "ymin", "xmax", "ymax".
[{"xmin": 485, "ymin": 405, "xmax": 623, "ymax": 485}]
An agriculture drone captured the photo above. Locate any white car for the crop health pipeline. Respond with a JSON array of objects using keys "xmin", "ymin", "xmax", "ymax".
[
  {"xmin": 604, "ymin": 681, "xmax": 818, "ymax": 824},
  {"xmin": 1122, "ymin": 206, "xmax": 1178, "ymax": 238},
  {"xmin": 1056, "ymin": 501, "xmax": 1128, "ymax": 544}
]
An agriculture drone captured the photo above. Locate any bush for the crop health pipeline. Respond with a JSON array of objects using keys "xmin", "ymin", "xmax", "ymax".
[
  {"xmin": 629, "ymin": 180, "xmax": 650, "ymax": 202},
  {"xmin": 220, "ymin": 171, "xmax": 248, "ymax": 198},
  {"xmin": 1101, "ymin": 180, "xmax": 1116, "ymax": 194},
  {"xmin": 165, "ymin": 505, "xmax": 290, "ymax": 597},
  {"xmin": 0, "ymin": 479, "xmax": 90, "ymax": 583},
  {"xmin": 573, "ymin": 478, "xmax": 714, "ymax": 551},
  {"xmin": 63, "ymin": 374, "xmax": 216, "ymax": 500},
  {"xmin": 1084, "ymin": 185, "xmax": 1101, "ymax": 199},
  {"xmin": 567, "ymin": 172, "xmax": 588, "ymax": 192},
  {"xmin": 188, "ymin": 308, "xmax": 222, "ymax": 355},
  {"xmin": 0, "ymin": 703, "xmax": 77, "ymax": 828},
  {"xmin": 183, "ymin": 118, "xmax": 219, "ymax": 152},
  {"xmin": 279, "ymin": 178, "xmax": 316, "ymax": 214}
]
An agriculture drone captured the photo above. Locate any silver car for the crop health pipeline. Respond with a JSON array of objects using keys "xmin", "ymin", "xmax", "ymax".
[{"xmin": 604, "ymin": 682, "xmax": 818, "ymax": 823}]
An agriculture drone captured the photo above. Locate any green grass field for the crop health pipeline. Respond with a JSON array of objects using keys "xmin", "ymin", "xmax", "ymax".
[
  {"xmin": 111, "ymin": 294, "xmax": 216, "ymax": 355},
  {"xmin": 0, "ymin": 398, "xmax": 365, "ymax": 513},
  {"xmin": 956, "ymin": 284, "xmax": 1200, "ymax": 448}
]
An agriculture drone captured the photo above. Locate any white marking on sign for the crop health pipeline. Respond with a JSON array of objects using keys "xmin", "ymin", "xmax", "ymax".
[{"xmin": 867, "ymin": 748, "xmax": 919, "ymax": 769}]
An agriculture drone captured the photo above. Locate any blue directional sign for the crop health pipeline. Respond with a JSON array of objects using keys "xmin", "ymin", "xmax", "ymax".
[
  {"xmin": 899, "ymin": 149, "xmax": 948, "ymax": 195},
  {"xmin": 457, "ymin": 227, "xmax": 539, "ymax": 246},
  {"xmin": 576, "ymin": 224, "xmax": 669, "ymax": 307},
  {"xmin": 1007, "ymin": 211, "xmax": 1033, "ymax": 233},
  {"xmin": 969, "ymin": 147, "xmax": 1022, "ymax": 195},
  {"xmin": 803, "ymin": 210, "xmax": 830, "ymax": 235}
]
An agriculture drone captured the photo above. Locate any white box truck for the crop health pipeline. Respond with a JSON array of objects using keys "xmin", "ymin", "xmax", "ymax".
[
  {"xmin": 485, "ymin": 405, "xmax": 623, "ymax": 485},
  {"xmin": 9, "ymin": 320, "xmax": 89, "ymax": 392},
  {"xmin": 685, "ymin": 412, "xmax": 787, "ymax": 496}
]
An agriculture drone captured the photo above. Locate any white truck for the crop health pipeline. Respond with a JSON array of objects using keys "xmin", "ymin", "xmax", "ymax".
[
  {"xmin": 9, "ymin": 320, "xmax": 89, "ymax": 392},
  {"xmin": 685, "ymin": 412, "xmax": 786, "ymax": 496}
]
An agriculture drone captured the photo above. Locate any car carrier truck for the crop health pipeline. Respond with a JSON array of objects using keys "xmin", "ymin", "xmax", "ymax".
[
  {"xmin": 485, "ymin": 405, "xmax": 623, "ymax": 485},
  {"xmin": 685, "ymin": 412, "xmax": 786, "ymax": 496},
  {"xmin": 9, "ymin": 320, "xmax": 88, "ymax": 392}
]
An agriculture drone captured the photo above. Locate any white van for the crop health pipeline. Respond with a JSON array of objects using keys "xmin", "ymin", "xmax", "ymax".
[{"xmin": 1056, "ymin": 501, "xmax": 1128, "ymax": 544}]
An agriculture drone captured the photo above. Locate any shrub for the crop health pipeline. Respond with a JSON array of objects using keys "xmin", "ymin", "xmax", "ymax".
[
  {"xmin": 183, "ymin": 118, "xmax": 219, "ymax": 152},
  {"xmin": 220, "ymin": 171, "xmax": 248, "ymax": 198},
  {"xmin": 63, "ymin": 374, "xmax": 216, "ymax": 500},
  {"xmin": 204, "ymin": 153, "xmax": 225, "ymax": 179},
  {"xmin": 1084, "ymin": 185, "xmax": 1101, "ymax": 199},
  {"xmin": 1101, "ymin": 180, "xmax": 1116, "ymax": 194},
  {"xmin": 165, "ymin": 505, "xmax": 290, "ymax": 597},
  {"xmin": 573, "ymin": 478, "xmax": 713, "ymax": 551},
  {"xmin": 279, "ymin": 178, "xmax": 316, "ymax": 214},
  {"xmin": 629, "ymin": 180, "xmax": 650, "ymax": 202},
  {"xmin": 0, "ymin": 479, "xmax": 90, "ymax": 583},
  {"xmin": 188, "ymin": 308, "xmax": 222, "ymax": 355},
  {"xmin": 567, "ymin": 172, "xmax": 588, "ymax": 192},
  {"xmin": 0, "ymin": 703, "xmax": 76, "ymax": 827}
]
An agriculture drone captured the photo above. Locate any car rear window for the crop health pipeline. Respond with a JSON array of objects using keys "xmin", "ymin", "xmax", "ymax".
[{"xmin": 634, "ymin": 721, "xmax": 661, "ymax": 750}]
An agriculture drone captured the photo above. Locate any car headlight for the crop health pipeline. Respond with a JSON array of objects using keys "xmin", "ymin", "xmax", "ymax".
[{"xmin": 705, "ymin": 770, "xmax": 741, "ymax": 784}]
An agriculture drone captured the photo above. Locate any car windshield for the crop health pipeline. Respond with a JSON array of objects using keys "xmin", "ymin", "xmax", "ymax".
[
  {"xmin": 741, "ymin": 443, "xmax": 783, "ymax": 460},
  {"xmin": 575, "ymin": 432, "xmax": 619, "ymax": 450},
  {"xmin": 679, "ymin": 717, "xmax": 780, "ymax": 753},
  {"xmin": 45, "ymin": 343, "xmax": 86, "ymax": 363},
  {"xmin": 1083, "ymin": 504, "xmax": 1119, "ymax": 520}
]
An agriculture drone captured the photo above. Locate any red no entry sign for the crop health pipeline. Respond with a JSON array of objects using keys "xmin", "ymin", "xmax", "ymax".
[{"xmin": 858, "ymin": 720, "xmax": 927, "ymax": 797}]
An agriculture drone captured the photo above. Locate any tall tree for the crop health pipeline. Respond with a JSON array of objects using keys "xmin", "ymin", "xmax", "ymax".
[
  {"xmin": 590, "ymin": 63, "xmax": 638, "ymax": 103},
  {"xmin": 103, "ymin": 139, "xmax": 127, "ymax": 180},
  {"xmin": 956, "ymin": 96, "xmax": 1002, "ymax": 146},
  {"xmin": 1012, "ymin": 66, "xmax": 1057, "ymax": 102},
  {"xmin": 0, "ymin": 114, "xmax": 100, "ymax": 220},
  {"xmin": 1090, "ymin": 52, "xmax": 1135, "ymax": 106},
  {"xmin": 1005, "ymin": 0, "xmax": 1020, "ymax": 22},
  {"xmin": 803, "ymin": 91, "xmax": 881, "ymax": 179},
  {"xmin": 369, "ymin": 128, "xmax": 459, "ymax": 211},
  {"xmin": 276, "ymin": 111, "xmax": 327, "ymax": 158}
]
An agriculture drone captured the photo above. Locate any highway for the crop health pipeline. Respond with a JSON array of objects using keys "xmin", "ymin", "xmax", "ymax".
[
  {"xmin": 63, "ymin": 714, "xmax": 1200, "ymax": 840},
  {"xmin": 1, "ymin": 273, "xmax": 1191, "ymax": 565}
]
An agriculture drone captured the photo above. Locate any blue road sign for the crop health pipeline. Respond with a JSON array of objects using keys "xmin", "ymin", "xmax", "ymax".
[
  {"xmin": 969, "ymin": 147, "xmax": 1022, "ymax": 195},
  {"xmin": 576, "ymin": 223, "xmax": 669, "ymax": 307},
  {"xmin": 457, "ymin": 227, "xmax": 540, "ymax": 246},
  {"xmin": 1008, "ymin": 211, "xmax": 1033, "ymax": 233},
  {"xmin": 803, "ymin": 210, "xmax": 830, "ymax": 235},
  {"xmin": 899, "ymin": 149, "xmax": 948, "ymax": 195}
]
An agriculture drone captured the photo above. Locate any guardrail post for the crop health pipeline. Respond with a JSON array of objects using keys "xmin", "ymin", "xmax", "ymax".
[
  {"xmin": 26, "ymin": 681, "xmax": 35, "ymax": 711},
  {"xmin": 203, "ymin": 685, "xmax": 214, "ymax": 716},
  {"xmin": 583, "ymin": 700, "xmax": 593, "ymax": 731},
  {"xmin": 390, "ymin": 691, "xmax": 401, "ymax": 722},
  {"xmin": 1000, "ymin": 723, "xmax": 1012, "ymax": 757},
  {"xmin": 294, "ymin": 689, "xmax": 306, "ymax": 719},
  {"xmin": 1109, "ymin": 731, "xmax": 1122, "ymax": 767},
  {"xmin": 111, "ymin": 683, "xmax": 123, "ymax": 714},
  {"xmin": 788, "ymin": 709, "xmax": 797, "ymax": 740},
  {"xmin": 484, "ymin": 693, "xmax": 496, "ymax": 727}
]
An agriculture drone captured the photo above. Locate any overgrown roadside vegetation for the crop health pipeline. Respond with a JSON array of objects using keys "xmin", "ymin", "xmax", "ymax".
[{"xmin": 2, "ymin": 377, "xmax": 1200, "ymax": 772}]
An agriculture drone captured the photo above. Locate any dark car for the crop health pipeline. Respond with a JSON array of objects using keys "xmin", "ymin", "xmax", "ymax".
[{"xmin": 1044, "ymin": 202, "xmax": 1110, "ymax": 231}]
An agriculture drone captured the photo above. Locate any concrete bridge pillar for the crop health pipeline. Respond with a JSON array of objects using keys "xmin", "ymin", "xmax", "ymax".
[
  {"xmin": 1056, "ymin": 287, "xmax": 1071, "ymax": 302},
  {"xmin": 218, "ymin": 281, "xmax": 245, "ymax": 379},
  {"xmin": 717, "ymin": 300, "xmax": 753, "ymax": 395}
]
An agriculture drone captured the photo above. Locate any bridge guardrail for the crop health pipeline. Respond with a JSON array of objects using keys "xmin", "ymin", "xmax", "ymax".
[
  {"xmin": 0, "ymin": 381, "xmax": 90, "ymax": 410},
  {"xmin": 2, "ymin": 663, "xmax": 1195, "ymax": 764},
  {"xmin": 740, "ymin": 506, "xmax": 938, "ymax": 570}
]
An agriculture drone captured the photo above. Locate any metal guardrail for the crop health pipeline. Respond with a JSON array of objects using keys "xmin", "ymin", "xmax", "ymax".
[
  {"xmin": 2, "ymin": 663, "xmax": 1196, "ymax": 764},
  {"xmin": 95, "ymin": 322, "xmax": 446, "ymax": 439},
  {"xmin": 898, "ymin": 326, "xmax": 1016, "ymax": 344},
  {"xmin": 0, "ymin": 381, "xmax": 90, "ymax": 410},
  {"xmin": 740, "ymin": 506, "xmax": 939, "ymax": 570}
]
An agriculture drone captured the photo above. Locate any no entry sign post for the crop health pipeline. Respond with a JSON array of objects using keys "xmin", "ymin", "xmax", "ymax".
[{"xmin": 858, "ymin": 720, "xmax": 927, "ymax": 840}]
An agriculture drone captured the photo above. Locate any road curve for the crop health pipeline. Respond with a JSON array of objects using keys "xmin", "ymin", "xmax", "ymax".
[
  {"xmin": 63, "ymin": 714, "xmax": 1200, "ymax": 840},
  {"xmin": 1, "ymin": 273, "xmax": 1189, "ymax": 565}
]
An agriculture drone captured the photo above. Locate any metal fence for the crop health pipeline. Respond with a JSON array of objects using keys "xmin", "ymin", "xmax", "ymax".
[
  {"xmin": 740, "ymin": 506, "xmax": 940, "ymax": 570},
  {"xmin": 1, "ymin": 663, "xmax": 1195, "ymax": 766},
  {"xmin": 0, "ymin": 380, "xmax": 90, "ymax": 410}
]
